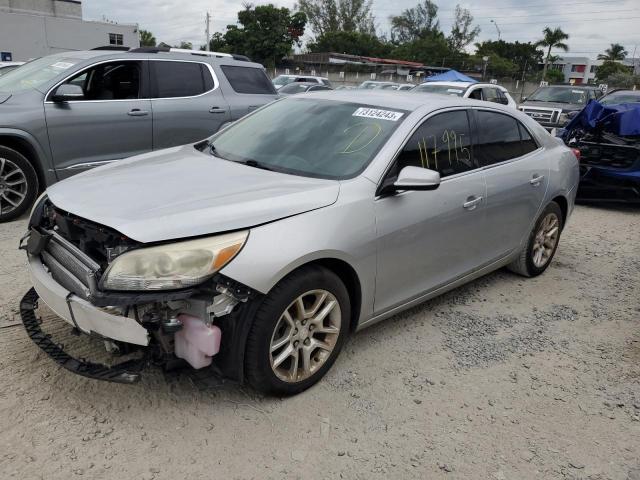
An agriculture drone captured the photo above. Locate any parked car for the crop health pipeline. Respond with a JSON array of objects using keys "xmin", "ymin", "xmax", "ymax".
[
  {"xmin": 0, "ymin": 47, "xmax": 278, "ymax": 222},
  {"xmin": 412, "ymin": 81, "xmax": 517, "ymax": 108},
  {"xmin": 395, "ymin": 84, "xmax": 415, "ymax": 91},
  {"xmin": 358, "ymin": 81, "xmax": 399, "ymax": 90},
  {"xmin": 561, "ymin": 99, "xmax": 640, "ymax": 203},
  {"xmin": 20, "ymin": 91, "xmax": 579, "ymax": 395},
  {"xmin": 277, "ymin": 81, "xmax": 332, "ymax": 95},
  {"xmin": 0, "ymin": 61, "xmax": 25, "ymax": 77},
  {"xmin": 272, "ymin": 74, "xmax": 331, "ymax": 90},
  {"xmin": 335, "ymin": 85, "xmax": 356, "ymax": 90},
  {"xmin": 518, "ymin": 85, "xmax": 603, "ymax": 131},
  {"xmin": 598, "ymin": 88, "xmax": 640, "ymax": 105}
]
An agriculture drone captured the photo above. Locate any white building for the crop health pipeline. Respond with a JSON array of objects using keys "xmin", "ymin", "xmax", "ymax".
[
  {"xmin": 549, "ymin": 56, "xmax": 639, "ymax": 85},
  {"xmin": 0, "ymin": 0, "xmax": 139, "ymax": 61}
]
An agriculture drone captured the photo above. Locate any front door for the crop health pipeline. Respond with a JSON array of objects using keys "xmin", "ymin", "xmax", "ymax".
[
  {"xmin": 44, "ymin": 60, "xmax": 152, "ymax": 179},
  {"xmin": 149, "ymin": 60, "xmax": 231, "ymax": 149},
  {"xmin": 374, "ymin": 109, "xmax": 488, "ymax": 314},
  {"xmin": 472, "ymin": 109, "xmax": 550, "ymax": 259}
]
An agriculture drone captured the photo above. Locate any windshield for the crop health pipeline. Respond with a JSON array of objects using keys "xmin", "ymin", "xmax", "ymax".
[
  {"xmin": 600, "ymin": 91, "xmax": 640, "ymax": 105},
  {"xmin": 0, "ymin": 56, "xmax": 80, "ymax": 92},
  {"xmin": 279, "ymin": 83, "xmax": 313, "ymax": 94},
  {"xmin": 273, "ymin": 76, "xmax": 295, "ymax": 86},
  {"xmin": 210, "ymin": 98, "xmax": 407, "ymax": 179},
  {"xmin": 527, "ymin": 87, "xmax": 589, "ymax": 105},
  {"xmin": 413, "ymin": 84, "xmax": 465, "ymax": 96}
]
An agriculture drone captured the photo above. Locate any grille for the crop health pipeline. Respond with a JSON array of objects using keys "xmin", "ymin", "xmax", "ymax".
[
  {"xmin": 519, "ymin": 107, "xmax": 561, "ymax": 125},
  {"xmin": 579, "ymin": 142, "xmax": 639, "ymax": 170},
  {"xmin": 41, "ymin": 231, "xmax": 101, "ymax": 299}
]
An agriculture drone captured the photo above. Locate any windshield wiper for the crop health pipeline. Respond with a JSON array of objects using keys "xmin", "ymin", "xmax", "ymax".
[{"xmin": 239, "ymin": 159, "xmax": 275, "ymax": 171}]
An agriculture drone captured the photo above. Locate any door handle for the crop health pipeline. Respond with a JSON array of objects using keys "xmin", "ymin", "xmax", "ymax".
[
  {"xmin": 127, "ymin": 109, "xmax": 149, "ymax": 117},
  {"xmin": 463, "ymin": 196, "xmax": 483, "ymax": 210},
  {"xmin": 530, "ymin": 174, "xmax": 545, "ymax": 186},
  {"xmin": 209, "ymin": 107, "xmax": 226, "ymax": 114}
]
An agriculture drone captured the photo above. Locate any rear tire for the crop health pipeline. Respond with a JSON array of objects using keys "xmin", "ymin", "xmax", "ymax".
[
  {"xmin": 245, "ymin": 265, "xmax": 350, "ymax": 396},
  {"xmin": 0, "ymin": 146, "xmax": 39, "ymax": 223},
  {"xmin": 508, "ymin": 201, "xmax": 563, "ymax": 277}
]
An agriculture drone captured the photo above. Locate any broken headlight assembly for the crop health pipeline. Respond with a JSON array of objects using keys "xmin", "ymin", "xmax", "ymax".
[{"xmin": 100, "ymin": 231, "xmax": 248, "ymax": 291}]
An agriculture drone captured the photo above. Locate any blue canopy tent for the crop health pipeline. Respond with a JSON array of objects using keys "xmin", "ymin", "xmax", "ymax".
[{"xmin": 423, "ymin": 70, "xmax": 478, "ymax": 83}]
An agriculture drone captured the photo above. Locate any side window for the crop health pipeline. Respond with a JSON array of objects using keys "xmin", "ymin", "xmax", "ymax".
[
  {"xmin": 518, "ymin": 123, "xmax": 539, "ymax": 155},
  {"xmin": 152, "ymin": 61, "xmax": 211, "ymax": 98},
  {"xmin": 483, "ymin": 87, "xmax": 501, "ymax": 103},
  {"xmin": 394, "ymin": 110, "xmax": 475, "ymax": 179},
  {"xmin": 468, "ymin": 88, "xmax": 483, "ymax": 100},
  {"xmin": 59, "ymin": 61, "xmax": 142, "ymax": 100},
  {"xmin": 220, "ymin": 65, "xmax": 276, "ymax": 94},
  {"xmin": 475, "ymin": 111, "xmax": 524, "ymax": 166}
]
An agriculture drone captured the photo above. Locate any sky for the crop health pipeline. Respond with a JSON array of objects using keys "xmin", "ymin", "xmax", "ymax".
[{"xmin": 82, "ymin": 0, "xmax": 640, "ymax": 59}]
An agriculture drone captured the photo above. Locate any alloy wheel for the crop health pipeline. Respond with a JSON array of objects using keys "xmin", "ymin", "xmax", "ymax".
[
  {"xmin": 269, "ymin": 289, "xmax": 342, "ymax": 383},
  {"xmin": 532, "ymin": 213, "xmax": 560, "ymax": 268},
  {"xmin": 0, "ymin": 157, "xmax": 28, "ymax": 216}
]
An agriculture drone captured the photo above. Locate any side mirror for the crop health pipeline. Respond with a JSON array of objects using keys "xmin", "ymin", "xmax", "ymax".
[
  {"xmin": 521, "ymin": 96, "xmax": 527, "ymax": 102},
  {"xmin": 393, "ymin": 166, "xmax": 441, "ymax": 192},
  {"xmin": 51, "ymin": 83, "xmax": 84, "ymax": 102}
]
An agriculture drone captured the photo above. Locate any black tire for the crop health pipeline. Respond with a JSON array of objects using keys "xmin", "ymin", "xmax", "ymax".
[
  {"xmin": 245, "ymin": 265, "xmax": 351, "ymax": 396},
  {"xmin": 508, "ymin": 201, "xmax": 564, "ymax": 277},
  {"xmin": 0, "ymin": 146, "xmax": 39, "ymax": 223}
]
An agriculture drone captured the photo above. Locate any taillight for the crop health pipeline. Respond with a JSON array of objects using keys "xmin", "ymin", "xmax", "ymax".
[{"xmin": 571, "ymin": 148, "xmax": 581, "ymax": 161}]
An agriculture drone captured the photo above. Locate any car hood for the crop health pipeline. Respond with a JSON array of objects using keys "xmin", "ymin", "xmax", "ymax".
[
  {"xmin": 520, "ymin": 101, "xmax": 583, "ymax": 112},
  {"xmin": 46, "ymin": 145, "xmax": 340, "ymax": 243}
]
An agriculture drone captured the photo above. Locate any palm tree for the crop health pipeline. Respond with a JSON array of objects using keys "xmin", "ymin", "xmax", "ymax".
[
  {"xmin": 139, "ymin": 29, "xmax": 156, "ymax": 47},
  {"xmin": 597, "ymin": 43, "xmax": 627, "ymax": 61},
  {"xmin": 536, "ymin": 27, "xmax": 569, "ymax": 81}
]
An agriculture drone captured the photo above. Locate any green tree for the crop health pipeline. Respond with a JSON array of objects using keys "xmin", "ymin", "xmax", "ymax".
[
  {"xmin": 475, "ymin": 40, "xmax": 543, "ymax": 76},
  {"xmin": 536, "ymin": 27, "xmax": 569, "ymax": 81},
  {"xmin": 308, "ymin": 30, "xmax": 390, "ymax": 56},
  {"xmin": 224, "ymin": 4, "xmax": 306, "ymax": 67},
  {"xmin": 139, "ymin": 29, "xmax": 156, "ymax": 47},
  {"xmin": 595, "ymin": 60, "xmax": 630, "ymax": 82},
  {"xmin": 597, "ymin": 43, "xmax": 627, "ymax": 61},
  {"xmin": 447, "ymin": 5, "xmax": 480, "ymax": 52},
  {"xmin": 601, "ymin": 72, "xmax": 640, "ymax": 88},
  {"xmin": 391, "ymin": 32, "xmax": 457, "ymax": 66},
  {"xmin": 545, "ymin": 68, "xmax": 565, "ymax": 83},
  {"xmin": 296, "ymin": 0, "xmax": 375, "ymax": 36},
  {"xmin": 175, "ymin": 41, "xmax": 193, "ymax": 50},
  {"xmin": 389, "ymin": 1, "xmax": 439, "ymax": 44},
  {"xmin": 201, "ymin": 32, "xmax": 229, "ymax": 52}
]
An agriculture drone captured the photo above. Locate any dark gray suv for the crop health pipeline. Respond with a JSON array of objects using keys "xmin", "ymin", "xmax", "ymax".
[{"xmin": 0, "ymin": 47, "xmax": 278, "ymax": 221}]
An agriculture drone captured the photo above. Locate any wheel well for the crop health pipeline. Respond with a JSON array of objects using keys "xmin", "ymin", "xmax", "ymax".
[
  {"xmin": 299, "ymin": 258, "xmax": 362, "ymax": 333},
  {"xmin": 551, "ymin": 195, "xmax": 568, "ymax": 229},
  {"xmin": 0, "ymin": 135, "xmax": 45, "ymax": 191}
]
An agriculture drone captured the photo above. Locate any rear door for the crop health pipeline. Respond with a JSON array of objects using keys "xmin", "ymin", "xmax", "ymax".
[
  {"xmin": 149, "ymin": 60, "xmax": 231, "ymax": 149},
  {"xmin": 214, "ymin": 63, "xmax": 278, "ymax": 120},
  {"xmin": 44, "ymin": 59, "xmax": 152, "ymax": 178},
  {"xmin": 472, "ymin": 109, "xmax": 549, "ymax": 259}
]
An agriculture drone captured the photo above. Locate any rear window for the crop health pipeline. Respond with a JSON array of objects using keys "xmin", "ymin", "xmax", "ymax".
[
  {"xmin": 475, "ymin": 111, "xmax": 523, "ymax": 166},
  {"xmin": 220, "ymin": 65, "xmax": 276, "ymax": 94},
  {"xmin": 152, "ymin": 61, "xmax": 213, "ymax": 98}
]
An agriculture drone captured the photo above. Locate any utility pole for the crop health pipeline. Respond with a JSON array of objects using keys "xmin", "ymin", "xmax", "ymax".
[{"xmin": 205, "ymin": 12, "xmax": 211, "ymax": 51}]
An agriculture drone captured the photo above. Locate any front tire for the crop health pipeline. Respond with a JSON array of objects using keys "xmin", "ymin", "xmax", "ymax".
[
  {"xmin": 0, "ymin": 146, "xmax": 39, "ymax": 223},
  {"xmin": 508, "ymin": 201, "xmax": 563, "ymax": 277},
  {"xmin": 245, "ymin": 265, "xmax": 350, "ymax": 396}
]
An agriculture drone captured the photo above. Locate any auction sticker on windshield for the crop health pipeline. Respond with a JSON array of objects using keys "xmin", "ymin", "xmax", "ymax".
[{"xmin": 353, "ymin": 107, "xmax": 404, "ymax": 121}]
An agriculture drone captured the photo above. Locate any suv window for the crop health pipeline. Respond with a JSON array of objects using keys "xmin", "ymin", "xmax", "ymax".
[
  {"xmin": 394, "ymin": 110, "xmax": 476, "ymax": 178},
  {"xmin": 220, "ymin": 65, "xmax": 276, "ymax": 94},
  {"xmin": 151, "ymin": 61, "xmax": 213, "ymax": 98},
  {"xmin": 519, "ymin": 123, "xmax": 539, "ymax": 155},
  {"xmin": 475, "ymin": 111, "xmax": 535, "ymax": 165},
  {"xmin": 59, "ymin": 61, "xmax": 142, "ymax": 100}
]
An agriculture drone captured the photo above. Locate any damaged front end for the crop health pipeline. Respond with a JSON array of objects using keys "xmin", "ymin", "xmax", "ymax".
[{"xmin": 20, "ymin": 197, "xmax": 260, "ymax": 384}]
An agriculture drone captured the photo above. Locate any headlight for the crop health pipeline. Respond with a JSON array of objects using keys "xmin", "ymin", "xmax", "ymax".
[{"xmin": 101, "ymin": 231, "xmax": 248, "ymax": 291}]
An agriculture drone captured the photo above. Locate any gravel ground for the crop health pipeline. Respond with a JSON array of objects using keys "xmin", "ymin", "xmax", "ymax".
[{"xmin": 1, "ymin": 204, "xmax": 639, "ymax": 480}]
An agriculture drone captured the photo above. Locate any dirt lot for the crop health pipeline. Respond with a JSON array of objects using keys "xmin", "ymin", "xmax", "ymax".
[{"xmin": 1, "ymin": 204, "xmax": 639, "ymax": 480}]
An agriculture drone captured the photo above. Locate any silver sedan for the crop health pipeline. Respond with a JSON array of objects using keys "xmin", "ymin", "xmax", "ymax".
[{"xmin": 21, "ymin": 91, "xmax": 579, "ymax": 395}]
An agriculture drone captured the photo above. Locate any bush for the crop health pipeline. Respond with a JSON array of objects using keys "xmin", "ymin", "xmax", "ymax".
[{"xmin": 602, "ymin": 72, "xmax": 640, "ymax": 89}]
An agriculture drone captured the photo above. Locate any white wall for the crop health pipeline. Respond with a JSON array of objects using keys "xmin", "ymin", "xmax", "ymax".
[{"xmin": 0, "ymin": 10, "xmax": 139, "ymax": 60}]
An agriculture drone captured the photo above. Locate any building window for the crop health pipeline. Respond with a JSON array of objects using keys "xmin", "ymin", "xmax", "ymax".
[
  {"xmin": 571, "ymin": 64, "xmax": 586, "ymax": 73},
  {"xmin": 552, "ymin": 64, "xmax": 564, "ymax": 71},
  {"xmin": 109, "ymin": 33, "xmax": 124, "ymax": 46},
  {"xmin": 590, "ymin": 65, "xmax": 596, "ymax": 73}
]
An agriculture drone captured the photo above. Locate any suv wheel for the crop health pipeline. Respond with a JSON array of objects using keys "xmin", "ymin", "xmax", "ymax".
[
  {"xmin": 245, "ymin": 265, "xmax": 350, "ymax": 396},
  {"xmin": 0, "ymin": 146, "xmax": 39, "ymax": 222},
  {"xmin": 508, "ymin": 201, "xmax": 563, "ymax": 277}
]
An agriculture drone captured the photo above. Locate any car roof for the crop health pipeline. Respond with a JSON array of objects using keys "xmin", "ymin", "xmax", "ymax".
[
  {"xmin": 277, "ymin": 74, "xmax": 328, "ymax": 79},
  {"xmin": 303, "ymin": 89, "xmax": 504, "ymax": 112},
  {"xmin": 543, "ymin": 84, "xmax": 598, "ymax": 90}
]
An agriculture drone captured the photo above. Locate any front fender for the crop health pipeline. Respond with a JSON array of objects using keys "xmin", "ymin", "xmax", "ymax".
[{"xmin": 0, "ymin": 128, "xmax": 57, "ymax": 186}]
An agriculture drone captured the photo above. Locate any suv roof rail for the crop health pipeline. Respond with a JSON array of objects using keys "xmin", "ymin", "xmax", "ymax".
[
  {"xmin": 92, "ymin": 46, "xmax": 131, "ymax": 51},
  {"xmin": 127, "ymin": 47, "xmax": 251, "ymax": 62}
]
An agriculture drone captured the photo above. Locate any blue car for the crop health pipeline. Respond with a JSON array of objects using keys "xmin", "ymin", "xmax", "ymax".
[{"xmin": 561, "ymin": 96, "xmax": 640, "ymax": 203}]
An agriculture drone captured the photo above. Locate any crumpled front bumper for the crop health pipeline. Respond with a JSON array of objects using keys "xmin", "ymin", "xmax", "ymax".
[{"xmin": 26, "ymin": 253, "xmax": 150, "ymax": 346}]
